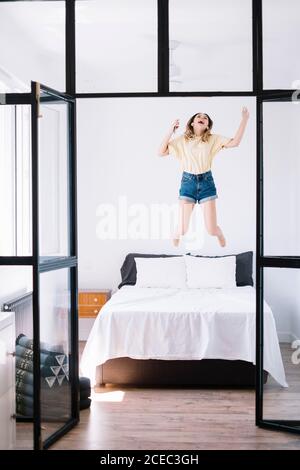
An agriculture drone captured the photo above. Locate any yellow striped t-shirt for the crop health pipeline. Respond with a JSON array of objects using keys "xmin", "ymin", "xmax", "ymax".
[{"xmin": 167, "ymin": 133, "xmax": 232, "ymax": 174}]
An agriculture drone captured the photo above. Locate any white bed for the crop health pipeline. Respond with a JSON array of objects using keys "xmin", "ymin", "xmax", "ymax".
[{"xmin": 80, "ymin": 285, "xmax": 287, "ymax": 388}]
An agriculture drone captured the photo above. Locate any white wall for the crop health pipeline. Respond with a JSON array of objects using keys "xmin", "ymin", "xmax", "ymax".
[
  {"xmin": 0, "ymin": 267, "xmax": 32, "ymax": 306},
  {"xmin": 77, "ymin": 97, "xmax": 300, "ymax": 342},
  {"xmin": 77, "ymin": 97, "xmax": 256, "ymax": 292}
]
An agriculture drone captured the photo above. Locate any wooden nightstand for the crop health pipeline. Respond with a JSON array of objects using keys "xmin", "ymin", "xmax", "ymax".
[{"xmin": 78, "ymin": 289, "xmax": 111, "ymax": 318}]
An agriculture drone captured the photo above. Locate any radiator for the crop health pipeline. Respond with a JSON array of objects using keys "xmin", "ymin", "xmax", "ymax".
[{"xmin": 2, "ymin": 292, "xmax": 33, "ymax": 339}]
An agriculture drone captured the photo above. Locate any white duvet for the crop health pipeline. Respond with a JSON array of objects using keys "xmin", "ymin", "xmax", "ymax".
[{"xmin": 80, "ymin": 285, "xmax": 288, "ymax": 387}]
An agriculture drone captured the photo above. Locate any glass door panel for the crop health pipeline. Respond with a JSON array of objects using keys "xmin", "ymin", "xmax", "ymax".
[
  {"xmin": 263, "ymin": 268, "xmax": 300, "ymax": 425},
  {"xmin": 169, "ymin": 0, "xmax": 252, "ymax": 91},
  {"xmin": 263, "ymin": 101, "xmax": 300, "ymax": 257},
  {"xmin": 32, "ymin": 82, "xmax": 78, "ymax": 449},
  {"xmin": 259, "ymin": 96, "xmax": 300, "ymax": 434},
  {"xmin": 39, "ymin": 267, "xmax": 72, "ymax": 442},
  {"xmin": 38, "ymin": 88, "xmax": 70, "ymax": 260}
]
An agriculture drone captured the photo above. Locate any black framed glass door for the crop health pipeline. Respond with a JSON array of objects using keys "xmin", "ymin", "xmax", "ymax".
[
  {"xmin": 31, "ymin": 81, "xmax": 78, "ymax": 449},
  {"xmin": 0, "ymin": 82, "xmax": 78, "ymax": 450},
  {"xmin": 256, "ymin": 91, "xmax": 300, "ymax": 434}
]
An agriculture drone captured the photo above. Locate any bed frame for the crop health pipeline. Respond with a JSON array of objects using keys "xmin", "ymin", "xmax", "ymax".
[{"xmin": 96, "ymin": 358, "xmax": 268, "ymax": 387}]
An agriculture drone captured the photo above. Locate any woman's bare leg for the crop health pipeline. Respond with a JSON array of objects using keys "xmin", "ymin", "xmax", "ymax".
[
  {"xmin": 202, "ymin": 199, "xmax": 226, "ymax": 247},
  {"xmin": 172, "ymin": 200, "xmax": 195, "ymax": 246}
]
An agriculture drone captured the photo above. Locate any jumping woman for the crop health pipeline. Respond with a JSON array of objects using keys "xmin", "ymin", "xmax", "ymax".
[{"xmin": 158, "ymin": 107, "xmax": 249, "ymax": 247}]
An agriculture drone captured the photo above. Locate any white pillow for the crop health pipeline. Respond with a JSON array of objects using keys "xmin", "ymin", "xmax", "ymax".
[
  {"xmin": 184, "ymin": 255, "xmax": 236, "ymax": 288},
  {"xmin": 134, "ymin": 256, "xmax": 186, "ymax": 288}
]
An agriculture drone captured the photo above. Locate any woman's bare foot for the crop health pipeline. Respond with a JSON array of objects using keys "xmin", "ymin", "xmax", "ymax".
[
  {"xmin": 218, "ymin": 233, "xmax": 226, "ymax": 247},
  {"xmin": 172, "ymin": 237, "xmax": 181, "ymax": 247}
]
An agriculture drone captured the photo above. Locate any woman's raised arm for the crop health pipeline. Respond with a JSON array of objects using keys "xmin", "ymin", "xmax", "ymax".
[
  {"xmin": 158, "ymin": 119, "xmax": 180, "ymax": 156},
  {"xmin": 224, "ymin": 107, "xmax": 250, "ymax": 148}
]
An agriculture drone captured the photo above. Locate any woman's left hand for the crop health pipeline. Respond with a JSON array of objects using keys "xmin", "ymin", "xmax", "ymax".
[{"xmin": 242, "ymin": 106, "xmax": 250, "ymax": 120}]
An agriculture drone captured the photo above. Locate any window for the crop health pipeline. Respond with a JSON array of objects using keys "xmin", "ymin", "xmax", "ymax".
[
  {"xmin": 0, "ymin": 1, "xmax": 65, "ymax": 93},
  {"xmin": 76, "ymin": 0, "xmax": 157, "ymax": 93},
  {"xmin": 169, "ymin": 0, "xmax": 252, "ymax": 91},
  {"xmin": 0, "ymin": 105, "xmax": 32, "ymax": 256},
  {"xmin": 263, "ymin": 0, "xmax": 300, "ymax": 90}
]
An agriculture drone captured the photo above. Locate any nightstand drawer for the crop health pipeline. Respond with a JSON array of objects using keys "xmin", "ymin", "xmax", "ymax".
[
  {"xmin": 79, "ymin": 292, "xmax": 108, "ymax": 306},
  {"xmin": 79, "ymin": 305, "xmax": 104, "ymax": 318},
  {"xmin": 78, "ymin": 289, "xmax": 111, "ymax": 319}
]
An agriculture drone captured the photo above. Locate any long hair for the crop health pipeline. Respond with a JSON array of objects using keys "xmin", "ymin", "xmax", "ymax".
[{"xmin": 184, "ymin": 113, "xmax": 213, "ymax": 143}]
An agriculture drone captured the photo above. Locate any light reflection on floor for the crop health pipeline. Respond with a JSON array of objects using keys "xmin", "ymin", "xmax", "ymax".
[{"xmin": 91, "ymin": 389, "xmax": 125, "ymax": 402}]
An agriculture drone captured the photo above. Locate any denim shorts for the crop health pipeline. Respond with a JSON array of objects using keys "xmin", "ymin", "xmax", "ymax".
[{"xmin": 179, "ymin": 170, "xmax": 218, "ymax": 204}]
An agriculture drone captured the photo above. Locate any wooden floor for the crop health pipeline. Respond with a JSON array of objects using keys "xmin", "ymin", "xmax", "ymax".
[
  {"xmin": 49, "ymin": 387, "xmax": 300, "ymax": 450},
  {"xmin": 263, "ymin": 343, "xmax": 300, "ymax": 422},
  {"xmin": 16, "ymin": 343, "xmax": 300, "ymax": 450}
]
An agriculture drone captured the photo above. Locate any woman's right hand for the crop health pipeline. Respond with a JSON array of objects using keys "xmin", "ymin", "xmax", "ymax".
[{"xmin": 170, "ymin": 119, "xmax": 180, "ymax": 134}]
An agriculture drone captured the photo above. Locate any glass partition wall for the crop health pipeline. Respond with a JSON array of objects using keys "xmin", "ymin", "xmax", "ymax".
[
  {"xmin": 255, "ymin": 0, "xmax": 300, "ymax": 434},
  {"xmin": 1, "ymin": 0, "xmax": 300, "ymax": 450},
  {"xmin": 0, "ymin": 84, "xmax": 78, "ymax": 450},
  {"xmin": 34, "ymin": 84, "xmax": 78, "ymax": 447},
  {"xmin": 256, "ymin": 95, "xmax": 300, "ymax": 433}
]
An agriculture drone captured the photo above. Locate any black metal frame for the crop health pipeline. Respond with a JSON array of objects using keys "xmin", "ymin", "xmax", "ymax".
[
  {"xmin": 31, "ymin": 81, "xmax": 79, "ymax": 450},
  {"xmin": 0, "ymin": 85, "xmax": 78, "ymax": 451},
  {"xmin": 253, "ymin": 0, "xmax": 300, "ymax": 435},
  {"xmin": 0, "ymin": 0, "xmax": 299, "ymax": 448},
  {"xmin": 256, "ymin": 94, "xmax": 300, "ymax": 435}
]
